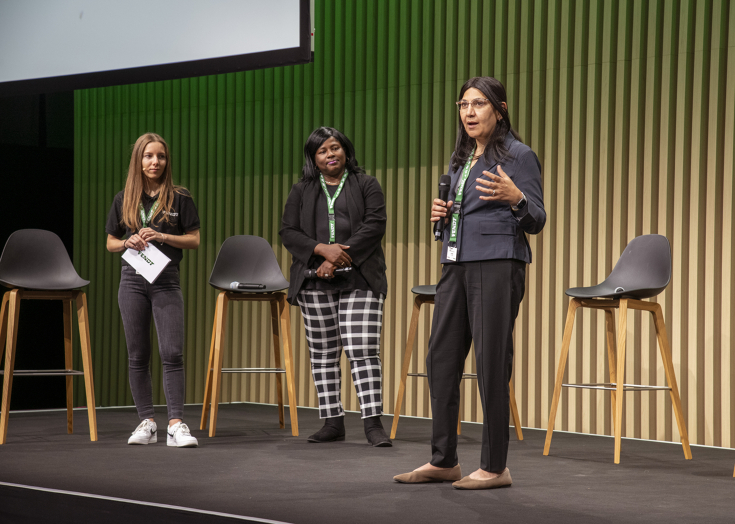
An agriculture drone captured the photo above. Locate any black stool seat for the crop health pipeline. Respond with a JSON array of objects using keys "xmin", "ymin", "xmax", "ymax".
[
  {"xmin": 0, "ymin": 229, "xmax": 89, "ymax": 290},
  {"xmin": 209, "ymin": 235, "xmax": 288, "ymax": 293},
  {"xmin": 411, "ymin": 284, "xmax": 437, "ymax": 296},
  {"xmin": 566, "ymin": 234, "xmax": 670, "ymax": 299}
]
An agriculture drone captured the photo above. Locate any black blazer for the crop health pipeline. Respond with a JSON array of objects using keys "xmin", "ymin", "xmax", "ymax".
[
  {"xmin": 440, "ymin": 134, "xmax": 546, "ymax": 264},
  {"xmin": 280, "ymin": 173, "xmax": 388, "ymax": 304}
]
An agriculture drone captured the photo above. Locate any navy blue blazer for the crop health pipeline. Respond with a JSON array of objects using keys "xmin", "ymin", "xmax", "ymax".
[{"xmin": 440, "ymin": 134, "xmax": 546, "ymax": 264}]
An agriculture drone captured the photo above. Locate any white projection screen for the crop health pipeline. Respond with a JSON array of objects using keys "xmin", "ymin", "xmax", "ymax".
[{"xmin": 0, "ymin": 0, "xmax": 311, "ymax": 96}]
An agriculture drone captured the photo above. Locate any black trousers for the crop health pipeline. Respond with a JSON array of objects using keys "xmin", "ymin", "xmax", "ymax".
[{"xmin": 427, "ymin": 259, "xmax": 525, "ymax": 473}]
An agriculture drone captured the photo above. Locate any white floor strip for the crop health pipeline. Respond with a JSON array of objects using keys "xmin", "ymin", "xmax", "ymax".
[{"xmin": 0, "ymin": 481, "xmax": 292, "ymax": 524}]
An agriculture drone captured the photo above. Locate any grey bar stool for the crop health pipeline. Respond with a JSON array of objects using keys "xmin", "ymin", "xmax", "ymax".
[
  {"xmin": 390, "ymin": 284, "xmax": 523, "ymax": 441},
  {"xmin": 0, "ymin": 229, "xmax": 97, "ymax": 444},
  {"xmin": 543, "ymin": 234, "xmax": 691, "ymax": 464},
  {"xmin": 200, "ymin": 235, "xmax": 298, "ymax": 437}
]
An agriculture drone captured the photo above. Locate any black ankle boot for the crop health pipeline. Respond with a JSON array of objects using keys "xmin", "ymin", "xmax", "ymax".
[
  {"xmin": 364, "ymin": 416, "xmax": 392, "ymax": 447},
  {"xmin": 307, "ymin": 416, "xmax": 346, "ymax": 443}
]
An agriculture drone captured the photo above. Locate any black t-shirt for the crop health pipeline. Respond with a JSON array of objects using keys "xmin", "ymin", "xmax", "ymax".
[
  {"xmin": 303, "ymin": 183, "xmax": 370, "ymax": 291},
  {"xmin": 105, "ymin": 189, "xmax": 200, "ymax": 267}
]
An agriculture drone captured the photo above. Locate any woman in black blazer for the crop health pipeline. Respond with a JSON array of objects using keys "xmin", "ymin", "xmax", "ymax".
[
  {"xmin": 280, "ymin": 127, "xmax": 391, "ymax": 446},
  {"xmin": 394, "ymin": 77, "xmax": 546, "ymax": 488}
]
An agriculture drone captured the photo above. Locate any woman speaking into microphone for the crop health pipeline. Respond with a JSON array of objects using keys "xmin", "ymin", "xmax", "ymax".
[
  {"xmin": 394, "ymin": 77, "xmax": 546, "ymax": 488},
  {"xmin": 280, "ymin": 127, "xmax": 391, "ymax": 447}
]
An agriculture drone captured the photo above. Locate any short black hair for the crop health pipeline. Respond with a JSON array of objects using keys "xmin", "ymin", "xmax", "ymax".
[
  {"xmin": 452, "ymin": 77, "xmax": 522, "ymax": 172},
  {"xmin": 301, "ymin": 127, "xmax": 366, "ymax": 183}
]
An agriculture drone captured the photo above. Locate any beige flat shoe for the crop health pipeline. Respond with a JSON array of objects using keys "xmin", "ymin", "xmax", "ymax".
[
  {"xmin": 393, "ymin": 464, "xmax": 462, "ymax": 483},
  {"xmin": 452, "ymin": 468, "xmax": 512, "ymax": 490}
]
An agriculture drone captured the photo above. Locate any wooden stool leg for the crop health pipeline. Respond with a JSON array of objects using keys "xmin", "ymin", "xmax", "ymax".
[
  {"xmin": 544, "ymin": 298, "xmax": 579, "ymax": 455},
  {"xmin": 75, "ymin": 292, "xmax": 97, "ymax": 441},
  {"xmin": 270, "ymin": 299, "xmax": 285, "ymax": 429},
  {"xmin": 457, "ymin": 399, "xmax": 462, "ymax": 436},
  {"xmin": 510, "ymin": 377, "xmax": 523, "ymax": 440},
  {"xmin": 0, "ymin": 293, "xmax": 9, "ymax": 370},
  {"xmin": 200, "ymin": 303, "xmax": 219, "ymax": 430},
  {"xmin": 390, "ymin": 295, "xmax": 423, "ymax": 439},
  {"xmin": 209, "ymin": 292, "xmax": 229, "ymax": 437},
  {"xmin": 613, "ymin": 299, "xmax": 628, "ymax": 464},
  {"xmin": 63, "ymin": 299, "xmax": 74, "ymax": 434},
  {"xmin": 604, "ymin": 309, "xmax": 617, "ymax": 429},
  {"xmin": 0, "ymin": 290, "xmax": 21, "ymax": 445},
  {"xmin": 278, "ymin": 295, "xmax": 299, "ymax": 436},
  {"xmin": 651, "ymin": 305, "xmax": 692, "ymax": 460}
]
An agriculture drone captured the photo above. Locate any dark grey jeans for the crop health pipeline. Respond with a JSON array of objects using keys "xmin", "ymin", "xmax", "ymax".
[{"xmin": 118, "ymin": 265, "xmax": 185, "ymax": 421}]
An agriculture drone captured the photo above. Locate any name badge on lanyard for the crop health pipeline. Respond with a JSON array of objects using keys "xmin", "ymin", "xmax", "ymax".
[
  {"xmin": 446, "ymin": 147, "xmax": 476, "ymax": 262},
  {"xmin": 319, "ymin": 172, "xmax": 348, "ymax": 244}
]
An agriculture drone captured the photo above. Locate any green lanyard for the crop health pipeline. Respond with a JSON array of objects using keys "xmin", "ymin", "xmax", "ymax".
[
  {"xmin": 138, "ymin": 200, "xmax": 160, "ymax": 228},
  {"xmin": 449, "ymin": 147, "xmax": 476, "ymax": 244},
  {"xmin": 319, "ymin": 172, "xmax": 349, "ymax": 244}
]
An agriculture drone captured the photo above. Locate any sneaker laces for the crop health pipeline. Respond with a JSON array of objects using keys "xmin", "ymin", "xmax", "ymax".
[
  {"xmin": 171, "ymin": 422, "xmax": 191, "ymax": 437},
  {"xmin": 132, "ymin": 419, "xmax": 152, "ymax": 435}
]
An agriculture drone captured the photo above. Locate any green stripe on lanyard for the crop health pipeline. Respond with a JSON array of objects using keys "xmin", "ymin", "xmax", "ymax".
[
  {"xmin": 139, "ymin": 200, "xmax": 160, "ymax": 228},
  {"xmin": 449, "ymin": 147, "xmax": 476, "ymax": 244},
  {"xmin": 319, "ymin": 172, "xmax": 349, "ymax": 244}
]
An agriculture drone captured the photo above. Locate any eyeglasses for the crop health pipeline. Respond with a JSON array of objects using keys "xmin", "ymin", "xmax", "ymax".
[{"xmin": 455, "ymin": 98, "xmax": 491, "ymax": 112}]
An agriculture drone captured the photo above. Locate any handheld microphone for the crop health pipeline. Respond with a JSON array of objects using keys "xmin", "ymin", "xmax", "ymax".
[
  {"xmin": 230, "ymin": 282, "xmax": 266, "ymax": 290},
  {"xmin": 433, "ymin": 174, "xmax": 452, "ymax": 241},
  {"xmin": 304, "ymin": 267, "xmax": 353, "ymax": 279}
]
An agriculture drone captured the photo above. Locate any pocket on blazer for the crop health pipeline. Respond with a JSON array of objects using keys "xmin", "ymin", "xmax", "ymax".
[{"xmin": 480, "ymin": 220, "xmax": 517, "ymax": 235}]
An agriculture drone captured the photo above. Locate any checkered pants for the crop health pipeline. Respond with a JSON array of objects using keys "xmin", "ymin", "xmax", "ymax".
[{"xmin": 297, "ymin": 289, "xmax": 384, "ymax": 419}]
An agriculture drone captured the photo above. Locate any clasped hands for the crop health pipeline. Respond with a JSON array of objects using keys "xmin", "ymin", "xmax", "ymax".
[
  {"xmin": 124, "ymin": 227, "xmax": 165, "ymax": 251},
  {"xmin": 313, "ymin": 243, "xmax": 351, "ymax": 279},
  {"xmin": 430, "ymin": 165, "xmax": 524, "ymax": 224}
]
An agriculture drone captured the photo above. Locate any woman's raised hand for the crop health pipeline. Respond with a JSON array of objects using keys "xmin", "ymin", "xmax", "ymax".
[
  {"xmin": 475, "ymin": 165, "xmax": 523, "ymax": 205},
  {"xmin": 315, "ymin": 243, "xmax": 352, "ymax": 267}
]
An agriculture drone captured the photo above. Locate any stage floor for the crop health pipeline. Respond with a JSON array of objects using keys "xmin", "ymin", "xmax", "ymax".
[{"xmin": 0, "ymin": 403, "xmax": 733, "ymax": 523}]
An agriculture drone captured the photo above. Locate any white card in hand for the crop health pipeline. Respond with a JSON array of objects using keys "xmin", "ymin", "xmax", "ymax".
[
  {"xmin": 447, "ymin": 246, "xmax": 457, "ymax": 261},
  {"xmin": 122, "ymin": 243, "xmax": 171, "ymax": 284}
]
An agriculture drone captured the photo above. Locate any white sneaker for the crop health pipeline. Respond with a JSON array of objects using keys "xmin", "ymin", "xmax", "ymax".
[
  {"xmin": 167, "ymin": 422, "xmax": 198, "ymax": 448},
  {"xmin": 128, "ymin": 419, "xmax": 157, "ymax": 445}
]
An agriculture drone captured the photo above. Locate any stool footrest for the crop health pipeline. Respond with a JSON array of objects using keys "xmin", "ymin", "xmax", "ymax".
[
  {"xmin": 217, "ymin": 367, "xmax": 286, "ymax": 374},
  {"xmin": 0, "ymin": 369, "xmax": 85, "ymax": 377},
  {"xmin": 407, "ymin": 372, "xmax": 477, "ymax": 379},
  {"xmin": 562, "ymin": 382, "xmax": 671, "ymax": 392}
]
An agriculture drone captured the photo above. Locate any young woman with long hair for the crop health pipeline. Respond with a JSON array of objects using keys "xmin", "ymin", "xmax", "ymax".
[{"xmin": 106, "ymin": 132, "xmax": 201, "ymax": 447}]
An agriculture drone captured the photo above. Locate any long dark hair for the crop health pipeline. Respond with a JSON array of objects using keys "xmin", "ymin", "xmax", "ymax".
[
  {"xmin": 451, "ymin": 77, "xmax": 522, "ymax": 172},
  {"xmin": 301, "ymin": 127, "xmax": 366, "ymax": 183}
]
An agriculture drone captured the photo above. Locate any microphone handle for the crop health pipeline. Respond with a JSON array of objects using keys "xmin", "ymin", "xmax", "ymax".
[
  {"xmin": 304, "ymin": 267, "xmax": 353, "ymax": 279},
  {"xmin": 434, "ymin": 189, "xmax": 450, "ymax": 240},
  {"xmin": 230, "ymin": 282, "xmax": 266, "ymax": 290}
]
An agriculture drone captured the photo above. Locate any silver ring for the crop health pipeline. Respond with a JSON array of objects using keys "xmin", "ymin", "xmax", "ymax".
[{"xmin": 492, "ymin": 189, "xmax": 496, "ymax": 196}]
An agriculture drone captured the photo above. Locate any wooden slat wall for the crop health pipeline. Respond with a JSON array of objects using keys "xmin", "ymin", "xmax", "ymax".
[{"xmin": 74, "ymin": 0, "xmax": 735, "ymax": 448}]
